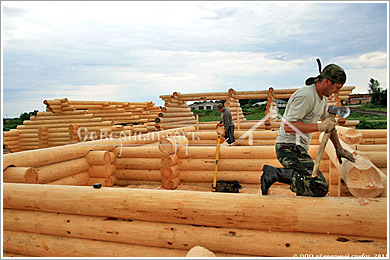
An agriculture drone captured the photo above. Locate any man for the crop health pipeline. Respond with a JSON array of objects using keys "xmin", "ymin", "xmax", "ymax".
[
  {"xmin": 216, "ymin": 103, "xmax": 235, "ymax": 145},
  {"xmin": 261, "ymin": 61, "xmax": 355, "ymax": 197}
]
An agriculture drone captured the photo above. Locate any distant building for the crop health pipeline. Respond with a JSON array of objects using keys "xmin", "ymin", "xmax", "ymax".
[
  {"xmin": 252, "ymin": 99, "xmax": 287, "ymax": 108},
  {"xmin": 189, "ymin": 102, "xmax": 219, "ymax": 110},
  {"xmin": 345, "ymin": 94, "xmax": 371, "ymax": 104}
]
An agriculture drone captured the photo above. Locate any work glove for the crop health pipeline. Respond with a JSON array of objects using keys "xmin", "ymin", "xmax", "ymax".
[
  {"xmin": 317, "ymin": 118, "xmax": 337, "ymax": 132},
  {"xmin": 336, "ymin": 147, "xmax": 355, "ymax": 164}
]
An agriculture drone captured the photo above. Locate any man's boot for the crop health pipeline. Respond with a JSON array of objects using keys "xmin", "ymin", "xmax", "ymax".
[{"xmin": 261, "ymin": 165, "xmax": 294, "ymax": 195}]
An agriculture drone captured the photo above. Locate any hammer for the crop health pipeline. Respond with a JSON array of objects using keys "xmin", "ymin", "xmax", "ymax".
[{"xmin": 312, "ymin": 105, "xmax": 350, "ymax": 178}]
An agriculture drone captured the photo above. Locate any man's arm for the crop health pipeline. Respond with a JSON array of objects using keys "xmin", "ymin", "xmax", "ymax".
[{"xmin": 284, "ymin": 121, "xmax": 319, "ymax": 134}]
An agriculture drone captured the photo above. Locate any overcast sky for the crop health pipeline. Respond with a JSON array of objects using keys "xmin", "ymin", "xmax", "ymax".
[{"xmin": 1, "ymin": 1, "xmax": 388, "ymax": 118}]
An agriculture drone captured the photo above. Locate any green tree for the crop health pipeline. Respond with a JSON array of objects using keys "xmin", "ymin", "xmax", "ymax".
[{"xmin": 368, "ymin": 78, "xmax": 386, "ymax": 105}]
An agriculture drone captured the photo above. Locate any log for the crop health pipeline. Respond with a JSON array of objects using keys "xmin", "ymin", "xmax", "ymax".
[
  {"xmin": 161, "ymin": 177, "xmax": 180, "ymax": 190},
  {"xmin": 116, "ymin": 158, "xmax": 162, "ymax": 170},
  {"xmin": 115, "ymin": 169, "xmax": 162, "ymax": 181},
  {"xmin": 335, "ymin": 126, "xmax": 362, "ymax": 144},
  {"xmin": 322, "ymin": 133, "xmax": 385, "ymax": 198},
  {"xmin": 159, "ymin": 112, "xmax": 194, "ymax": 118},
  {"xmin": 186, "ymin": 246, "xmax": 216, "ymax": 257},
  {"xmin": 179, "ymin": 158, "xmax": 328, "ymax": 172},
  {"xmin": 47, "ymin": 172, "xmax": 90, "ymax": 186},
  {"xmin": 112, "ymin": 146, "xmax": 162, "ymax": 158},
  {"xmin": 108, "ymin": 152, "xmax": 116, "ymax": 164},
  {"xmin": 359, "ymin": 138, "xmax": 387, "ymax": 145},
  {"xmin": 3, "ymin": 167, "xmax": 38, "ymax": 184},
  {"xmin": 155, "ymin": 116, "xmax": 195, "ymax": 123},
  {"xmin": 357, "ymin": 151, "xmax": 387, "ymax": 168},
  {"xmin": 2, "ymin": 252, "xmax": 32, "ymax": 257},
  {"xmin": 176, "ymin": 145, "xmax": 327, "ymax": 160},
  {"xmin": 85, "ymin": 151, "xmax": 110, "ymax": 165},
  {"xmin": 88, "ymin": 164, "xmax": 113, "ymax": 177},
  {"xmin": 87, "ymin": 176, "xmax": 115, "ymax": 187},
  {"xmin": 159, "ymin": 136, "xmax": 189, "ymax": 155},
  {"xmin": 359, "ymin": 129, "xmax": 387, "ymax": 138},
  {"xmin": 161, "ymin": 107, "xmax": 191, "ymax": 113},
  {"xmin": 350, "ymin": 144, "xmax": 387, "ymax": 151},
  {"xmin": 180, "ymin": 170, "xmax": 260, "ymax": 184},
  {"xmin": 4, "ymin": 183, "xmax": 386, "ymax": 238},
  {"xmin": 161, "ymin": 165, "xmax": 180, "ymax": 179},
  {"xmin": 161, "ymin": 154, "xmax": 179, "ymax": 167},
  {"xmin": 2, "ymin": 230, "xmax": 198, "ymax": 257},
  {"xmin": 35, "ymin": 158, "xmax": 90, "ymax": 183},
  {"xmin": 3, "ymin": 145, "xmax": 91, "ymax": 170}
]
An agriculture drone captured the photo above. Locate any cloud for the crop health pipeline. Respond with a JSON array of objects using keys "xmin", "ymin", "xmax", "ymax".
[{"xmin": 2, "ymin": 1, "xmax": 388, "ymax": 118}]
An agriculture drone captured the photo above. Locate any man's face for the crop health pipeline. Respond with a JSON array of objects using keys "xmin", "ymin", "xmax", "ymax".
[{"xmin": 324, "ymin": 79, "xmax": 343, "ymax": 97}]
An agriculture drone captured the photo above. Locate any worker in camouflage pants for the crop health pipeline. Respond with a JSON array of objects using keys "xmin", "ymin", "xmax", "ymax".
[
  {"xmin": 261, "ymin": 60, "xmax": 355, "ymax": 197},
  {"xmin": 275, "ymin": 143, "xmax": 328, "ymax": 196}
]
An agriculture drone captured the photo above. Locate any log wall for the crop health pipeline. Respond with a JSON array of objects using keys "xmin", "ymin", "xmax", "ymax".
[{"xmin": 3, "ymin": 183, "xmax": 387, "ymax": 257}]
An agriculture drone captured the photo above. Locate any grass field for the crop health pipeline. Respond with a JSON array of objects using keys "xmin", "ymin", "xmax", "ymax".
[{"xmin": 193, "ymin": 105, "xmax": 387, "ymax": 129}]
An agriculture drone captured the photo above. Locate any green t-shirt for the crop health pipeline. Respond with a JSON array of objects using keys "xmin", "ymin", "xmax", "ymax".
[{"xmin": 276, "ymin": 84, "xmax": 328, "ymax": 151}]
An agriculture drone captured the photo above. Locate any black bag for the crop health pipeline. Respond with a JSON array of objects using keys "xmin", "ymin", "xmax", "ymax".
[{"xmin": 214, "ymin": 180, "xmax": 242, "ymax": 193}]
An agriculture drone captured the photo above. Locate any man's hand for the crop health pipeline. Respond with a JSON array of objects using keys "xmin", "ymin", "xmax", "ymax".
[
  {"xmin": 317, "ymin": 118, "xmax": 337, "ymax": 132},
  {"xmin": 336, "ymin": 147, "xmax": 355, "ymax": 164}
]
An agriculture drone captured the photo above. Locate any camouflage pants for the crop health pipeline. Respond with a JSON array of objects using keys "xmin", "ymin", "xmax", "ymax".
[{"xmin": 275, "ymin": 143, "xmax": 328, "ymax": 197}]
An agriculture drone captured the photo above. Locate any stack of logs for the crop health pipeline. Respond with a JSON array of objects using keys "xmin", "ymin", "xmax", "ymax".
[
  {"xmin": 3, "ymin": 183, "xmax": 386, "ymax": 257},
  {"xmin": 159, "ymin": 137, "xmax": 189, "ymax": 189},
  {"xmin": 3, "ymin": 110, "xmax": 114, "ymax": 152},
  {"xmin": 3, "ymin": 99, "xmax": 163, "ymax": 152},
  {"xmin": 2, "ymin": 126, "xmax": 387, "ymax": 257},
  {"xmin": 86, "ymin": 151, "xmax": 117, "ymax": 187},
  {"xmin": 67, "ymin": 100, "xmax": 161, "ymax": 125},
  {"xmin": 225, "ymin": 88, "xmax": 246, "ymax": 123},
  {"xmin": 156, "ymin": 92, "xmax": 196, "ymax": 130}
]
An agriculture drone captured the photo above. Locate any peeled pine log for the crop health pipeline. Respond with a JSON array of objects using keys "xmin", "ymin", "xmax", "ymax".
[
  {"xmin": 176, "ymin": 145, "xmax": 327, "ymax": 160},
  {"xmin": 322, "ymin": 133, "xmax": 386, "ymax": 198},
  {"xmin": 180, "ymin": 158, "xmax": 328, "ymax": 172},
  {"xmin": 350, "ymin": 144, "xmax": 387, "ymax": 152},
  {"xmin": 35, "ymin": 157, "xmax": 90, "ymax": 184},
  {"xmin": 3, "ymin": 252, "xmax": 32, "ymax": 257},
  {"xmin": 108, "ymin": 152, "xmax": 116, "ymax": 164},
  {"xmin": 88, "ymin": 164, "xmax": 115, "ymax": 178},
  {"xmin": 161, "ymin": 154, "xmax": 179, "ymax": 167},
  {"xmin": 3, "ymin": 183, "xmax": 386, "ymax": 238},
  {"xmin": 159, "ymin": 136, "xmax": 189, "ymax": 155},
  {"xmin": 186, "ymin": 246, "xmax": 216, "ymax": 257},
  {"xmin": 161, "ymin": 165, "xmax": 180, "ymax": 179},
  {"xmin": 180, "ymin": 170, "xmax": 260, "ymax": 184},
  {"xmin": 85, "ymin": 151, "xmax": 110, "ymax": 165},
  {"xmin": 112, "ymin": 146, "xmax": 162, "ymax": 158},
  {"xmin": 47, "ymin": 172, "xmax": 90, "ymax": 186},
  {"xmin": 158, "ymin": 112, "xmax": 194, "ymax": 118},
  {"xmin": 359, "ymin": 129, "xmax": 387, "ymax": 138},
  {"xmin": 335, "ymin": 126, "xmax": 362, "ymax": 144},
  {"xmin": 161, "ymin": 107, "xmax": 191, "ymax": 113},
  {"xmin": 116, "ymin": 158, "xmax": 162, "ymax": 170},
  {"xmin": 357, "ymin": 151, "xmax": 387, "ymax": 168},
  {"xmin": 155, "ymin": 116, "xmax": 195, "ymax": 123},
  {"xmin": 3, "ymin": 145, "xmax": 90, "ymax": 170},
  {"xmin": 2, "ymin": 230, "xmax": 196, "ymax": 257},
  {"xmin": 88, "ymin": 176, "xmax": 116, "ymax": 187},
  {"xmin": 3, "ymin": 167, "xmax": 38, "ymax": 184},
  {"xmin": 161, "ymin": 177, "xmax": 180, "ymax": 190},
  {"xmin": 115, "ymin": 169, "xmax": 162, "ymax": 181}
]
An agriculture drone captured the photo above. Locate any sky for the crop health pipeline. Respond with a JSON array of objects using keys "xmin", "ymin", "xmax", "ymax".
[{"xmin": 1, "ymin": 1, "xmax": 388, "ymax": 118}]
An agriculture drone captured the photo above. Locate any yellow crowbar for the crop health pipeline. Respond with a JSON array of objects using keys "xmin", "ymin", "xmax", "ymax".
[{"xmin": 212, "ymin": 133, "xmax": 222, "ymax": 192}]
